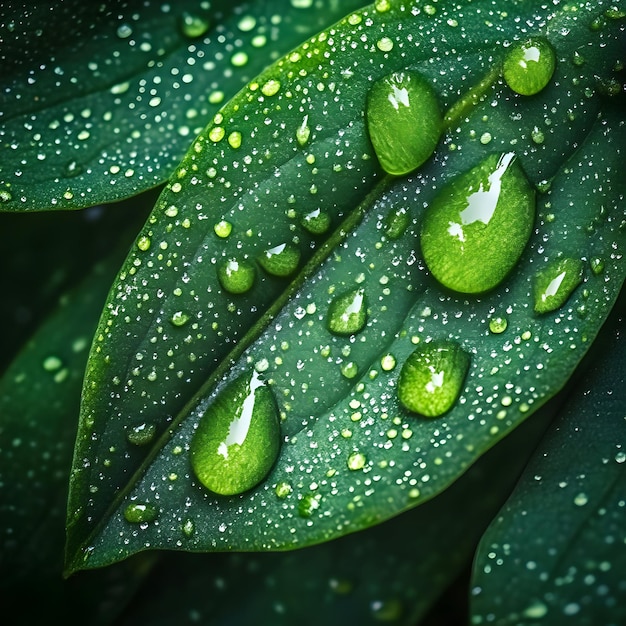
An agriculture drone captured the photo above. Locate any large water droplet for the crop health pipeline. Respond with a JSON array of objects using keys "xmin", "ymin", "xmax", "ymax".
[
  {"xmin": 503, "ymin": 38, "xmax": 556, "ymax": 96},
  {"xmin": 217, "ymin": 258, "xmax": 256, "ymax": 294},
  {"xmin": 301, "ymin": 208, "xmax": 331, "ymax": 235},
  {"xmin": 258, "ymin": 243, "xmax": 301, "ymax": 277},
  {"xmin": 327, "ymin": 288, "xmax": 367, "ymax": 335},
  {"xmin": 124, "ymin": 501, "xmax": 158, "ymax": 524},
  {"xmin": 190, "ymin": 371, "xmax": 281, "ymax": 496},
  {"xmin": 127, "ymin": 422, "xmax": 156, "ymax": 446},
  {"xmin": 533, "ymin": 258, "xmax": 583, "ymax": 314},
  {"xmin": 397, "ymin": 341, "xmax": 470, "ymax": 417},
  {"xmin": 366, "ymin": 71, "xmax": 442, "ymax": 176},
  {"xmin": 420, "ymin": 152, "xmax": 535, "ymax": 294}
]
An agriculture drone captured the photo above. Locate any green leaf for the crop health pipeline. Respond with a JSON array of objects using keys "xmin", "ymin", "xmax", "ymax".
[
  {"xmin": 65, "ymin": 0, "xmax": 626, "ymax": 573},
  {"xmin": 0, "ymin": 0, "xmax": 369, "ymax": 212},
  {"xmin": 470, "ymin": 295, "xmax": 626, "ymax": 625},
  {"xmin": 0, "ymin": 254, "xmax": 153, "ymax": 623},
  {"xmin": 117, "ymin": 403, "xmax": 552, "ymax": 626}
]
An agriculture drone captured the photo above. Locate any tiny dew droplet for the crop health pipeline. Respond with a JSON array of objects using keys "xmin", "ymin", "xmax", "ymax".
[
  {"xmin": 170, "ymin": 310, "xmax": 191, "ymax": 327},
  {"xmin": 383, "ymin": 208, "xmax": 410, "ymax": 239},
  {"xmin": 489, "ymin": 316, "xmax": 508, "ymax": 334},
  {"xmin": 301, "ymin": 208, "xmax": 331, "ymax": 234},
  {"xmin": 217, "ymin": 258, "xmax": 256, "ymax": 294},
  {"xmin": 127, "ymin": 422, "xmax": 157, "ymax": 446},
  {"xmin": 503, "ymin": 38, "xmax": 556, "ymax": 96},
  {"xmin": 190, "ymin": 371, "xmax": 280, "ymax": 496},
  {"xmin": 327, "ymin": 288, "xmax": 367, "ymax": 336},
  {"xmin": 420, "ymin": 152, "xmax": 535, "ymax": 294},
  {"xmin": 366, "ymin": 71, "xmax": 442, "ymax": 176},
  {"xmin": 533, "ymin": 258, "xmax": 584, "ymax": 314},
  {"xmin": 124, "ymin": 502, "xmax": 158, "ymax": 524},
  {"xmin": 397, "ymin": 341, "xmax": 470, "ymax": 418},
  {"xmin": 258, "ymin": 243, "xmax": 301, "ymax": 277}
]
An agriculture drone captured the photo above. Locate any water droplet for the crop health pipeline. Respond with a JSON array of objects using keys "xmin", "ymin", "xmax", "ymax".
[
  {"xmin": 341, "ymin": 361, "xmax": 359, "ymax": 379},
  {"xmin": 383, "ymin": 208, "xmax": 410, "ymax": 239},
  {"xmin": 137, "ymin": 235, "xmax": 151, "ymax": 251},
  {"xmin": 397, "ymin": 341, "xmax": 470, "ymax": 417},
  {"xmin": 523, "ymin": 601, "xmax": 548, "ymax": 619},
  {"xmin": 170, "ymin": 310, "xmax": 191, "ymax": 327},
  {"xmin": 180, "ymin": 12, "xmax": 210, "ymax": 38},
  {"xmin": 503, "ymin": 38, "xmax": 556, "ymax": 96},
  {"xmin": 371, "ymin": 598, "xmax": 403, "ymax": 622},
  {"xmin": 0, "ymin": 189, "xmax": 12, "ymax": 203},
  {"xmin": 366, "ymin": 71, "xmax": 442, "ymax": 176},
  {"xmin": 124, "ymin": 502, "xmax": 158, "ymax": 523},
  {"xmin": 258, "ymin": 243, "xmax": 301, "ymax": 277},
  {"xmin": 261, "ymin": 79, "xmax": 281, "ymax": 97},
  {"xmin": 296, "ymin": 115, "xmax": 311, "ymax": 146},
  {"xmin": 380, "ymin": 354, "xmax": 397, "ymax": 371},
  {"xmin": 590, "ymin": 257, "xmax": 605, "ymax": 275},
  {"xmin": 190, "ymin": 371, "xmax": 280, "ymax": 496},
  {"xmin": 275, "ymin": 481, "xmax": 293, "ymax": 498},
  {"xmin": 489, "ymin": 316, "xmax": 508, "ymax": 334},
  {"xmin": 301, "ymin": 208, "xmax": 331, "ymax": 234},
  {"xmin": 127, "ymin": 422, "xmax": 157, "ymax": 446},
  {"xmin": 533, "ymin": 258, "xmax": 583, "ymax": 314},
  {"xmin": 327, "ymin": 288, "xmax": 367, "ymax": 336},
  {"xmin": 217, "ymin": 258, "xmax": 256, "ymax": 294},
  {"xmin": 182, "ymin": 518, "xmax": 195, "ymax": 537},
  {"xmin": 420, "ymin": 152, "xmax": 535, "ymax": 294},
  {"xmin": 65, "ymin": 160, "xmax": 83, "ymax": 177},
  {"xmin": 214, "ymin": 220, "xmax": 233, "ymax": 238},
  {"xmin": 347, "ymin": 452, "xmax": 367, "ymax": 470},
  {"xmin": 298, "ymin": 492, "xmax": 321, "ymax": 517}
]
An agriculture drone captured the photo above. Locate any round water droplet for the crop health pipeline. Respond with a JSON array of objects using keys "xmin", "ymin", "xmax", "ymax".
[
  {"xmin": 590, "ymin": 257, "xmax": 605, "ymax": 275},
  {"xmin": 371, "ymin": 598, "xmax": 403, "ymax": 622},
  {"xmin": 397, "ymin": 341, "xmax": 470, "ymax": 417},
  {"xmin": 217, "ymin": 258, "xmax": 256, "ymax": 294},
  {"xmin": 503, "ymin": 38, "xmax": 556, "ymax": 96},
  {"xmin": 298, "ymin": 492, "xmax": 321, "ymax": 518},
  {"xmin": 327, "ymin": 288, "xmax": 367, "ymax": 336},
  {"xmin": 489, "ymin": 316, "xmax": 508, "ymax": 334},
  {"xmin": 170, "ymin": 310, "xmax": 191, "ymax": 327},
  {"xmin": 347, "ymin": 452, "xmax": 367, "ymax": 470},
  {"xmin": 137, "ymin": 235, "xmax": 151, "ymax": 251},
  {"xmin": 301, "ymin": 209, "xmax": 331, "ymax": 234},
  {"xmin": 533, "ymin": 258, "xmax": 584, "ymax": 314},
  {"xmin": 275, "ymin": 481, "xmax": 293, "ymax": 498},
  {"xmin": 258, "ymin": 243, "xmax": 301, "ymax": 277},
  {"xmin": 0, "ymin": 189, "xmax": 12, "ymax": 203},
  {"xmin": 180, "ymin": 12, "xmax": 210, "ymax": 38},
  {"xmin": 124, "ymin": 502, "xmax": 158, "ymax": 523},
  {"xmin": 366, "ymin": 71, "xmax": 442, "ymax": 176},
  {"xmin": 214, "ymin": 220, "xmax": 233, "ymax": 238},
  {"xmin": 420, "ymin": 152, "xmax": 535, "ymax": 294},
  {"xmin": 127, "ymin": 422, "xmax": 157, "ymax": 446},
  {"xmin": 190, "ymin": 371, "xmax": 281, "ymax": 496}
]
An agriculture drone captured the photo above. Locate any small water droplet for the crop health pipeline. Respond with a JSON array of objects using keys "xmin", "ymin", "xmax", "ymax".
[
  {"xmin": 397, "ymin": 341, "xmax": 470, "ymax": 417},
  {"xmin": 503, "ymin": 38, "xmax": 556, "ymax": 96},
  {"xmin": 180, "ymin": 12, "xmax": 210, "ymax": 38},
  {"xmin": 214, "ymin": 220, "xmax": 233, "ymax": 238},
  {"xmin": 124, "ymin": 501, "xmax": 158, "ymax": 523},
  {"xmin": 380, "ymin": 354, "xmax": 397, "ymax": 371},
  {"xmin": 137, "ymin": 235, "xmax": 151, "ymax": 251},
  {"xmin": 366, "ymin": 71, "xmax": 442, "ymax": 176},
  {"xmin": 327, "ymin": 288, "xmax": 367, "ymax": 336},
  {"xmin": 182, "ymin": 518, "xmax": 195, "ymax": 537},
  {"xmin": 421, "ymin": 152, "xmax": 535, "ymax": 293},
  {"xmin": 298, "ymin": 492, "xmax": 321, "ymax": 517},
  {"xmin": 0, "ymin": 189, "xmax": 12, "ymax": 203},
  {"xmin": 296, "ymin": 115, "xmax": 311, "ymax": 146},
  {"xmin": 523, "ymin": 600, "xmax": 549, "ymax": 619},
  {"xmin": 190, "ymin": 371, "xmax": 280, "ymax": 495},
  {"xmin": 275, "ymin": 481, "xmax": 293, "ymax": 498},
  {"xmin": 127, "ymin": 422, "xmax": 157, "ymax": 446},
  {"xmin": 371, "ymin": 598, "xmax": 403, "ymax": 622},
  {"xmin": 341, "ymin": 361, "xmax": 359, "ymax": 379},
  {"xmin": 489, "ymin": 316, "xmax": 508, "ymax": 334},
  {"xmin": 533, "ymin": 258, "xmax": 583, "ymax": 314},
  {"xmin": 301, "ymin": 208, "xmax": 331, "ymax": 234},
  {"xmin": 258, "ymin": 243, "xmax": 301, "ymax": 277},
  {"xmin": 170, "ymin": 310, "xmax": 191, "ymax": 327},
  {"xmin": 347, "ymin": 452, "xmax": 367, "ymax": 470},
  {"xmin": 590, "ymin": 257, "xmax": 605, "ymax": 275},
  {"xmin": 65, "ymin": 160, "xmax": 83, "ymax": 177},
  {"xmin": 383, "ymin": 208, "xmax": 410, "ymax": 239},
  {"xmin": 217, "ymin": 258, "xmax": 256, "ymax": 294}
]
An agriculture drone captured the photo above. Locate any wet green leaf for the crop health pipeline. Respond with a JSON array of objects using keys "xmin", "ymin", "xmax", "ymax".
[
  {"xmin": 470, "ymin": 297, "xmax": 626, "ymax": 625},
  {"xmin": 65, "ymin": 0, "xmax": 626, "ymax": 573},
  {"xmin": 0, "ymin": 0, "xmax": 369, "ymax": 212}
]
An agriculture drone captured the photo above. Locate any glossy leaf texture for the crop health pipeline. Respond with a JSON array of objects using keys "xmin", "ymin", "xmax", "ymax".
[
  {"xmin": 0, "ymin": 0, "xmax": 369, "ymax": 212},
  {"xmin": 0, "ymin": 255, "xmax": 154, "ymax": 623},
  {"xmin": 65, "ymin": 0, "xmax": 626, "ymax": 573},
  {"xmin": 471, "ymin": 296, "xmax": 626, "ymax": 625},
  {"xmin": 117, "ymin": 405, "xmax": 552, "ymax": 626}
]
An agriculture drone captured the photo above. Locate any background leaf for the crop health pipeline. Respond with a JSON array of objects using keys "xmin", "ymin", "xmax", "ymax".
[
  {"xmin": 0, "ymin": 0, "xmax": 369, "ymax": 212},
  {"xmin": 470, "ymin": 293, "xmax": 626, "ymax": 625},
  {"xmin": 66, "ymin": 0, "xmax": 626, "ymax": 572}
]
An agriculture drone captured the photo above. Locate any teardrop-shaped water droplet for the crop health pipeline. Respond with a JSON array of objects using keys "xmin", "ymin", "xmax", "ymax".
[
  {"xmin": 397, "ymin": 341, "xmax": 470, "ymax": 417},
  {"xmin": 124, "ymin": 501, "xmax": 158, "ymax": 524},
  {"xmin": 503, "ymin": 38, "xmax": 556, "ymax": 96},
  {"xmin": 533, "ymin": 258, "xmax": 584, "ymax": 314},
  {"xmin": 420, "ymin": 152, "xmax": 535, "ymax": 294},
  {"xmin": 366, "ymin": 71, "xmax": 442, "ymax": 176},
  {"xmin": 301, "ymin": 208, "xmax": 331, "ymax": 234},
  {"xmin": 190, "ymin": 371, "xmax": 281, "ymax": 496},
  {"xmin": 126, "ymin": 422, "xmax": 157, "ymax": 446},
  {"xmin": 217, "ymin": 258, "xmax": 256, "ymax": 294},
  {"xmin": 258, "ymin": 243, "xmax": 301, "ymax": 277},
  {"xmin": 327, "ymin": 288, "xmax": 367, "ymax": 335}
]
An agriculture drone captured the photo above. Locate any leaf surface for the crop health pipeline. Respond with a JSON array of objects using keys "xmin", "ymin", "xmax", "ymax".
[
  {"xmin": 470, "ymin": 296, "xmax": 626, "ymax": 625},
  {"xmin": 66, "ymin": 0, "xmax": 626, "ymax": 573},
  {"xmin": 0, "ymin": 0, "xmax": 369, "ymax": 211}
]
